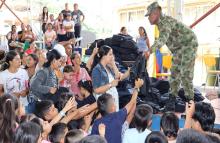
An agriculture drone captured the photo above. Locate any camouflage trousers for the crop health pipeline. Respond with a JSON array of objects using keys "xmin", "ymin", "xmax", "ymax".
[{"xmin": 170, "ymin": 43, "xmax": 198, "ymax": 100}]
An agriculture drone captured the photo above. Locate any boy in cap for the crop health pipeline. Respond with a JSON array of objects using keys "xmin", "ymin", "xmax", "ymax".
[{"xmin": 146, "ymin": 2, "xmax": 198, "ymax": 111}]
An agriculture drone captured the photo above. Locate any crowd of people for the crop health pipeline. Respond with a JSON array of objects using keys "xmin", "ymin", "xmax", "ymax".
[{"xmin": 0, "ymin": 1, "xmax": 220, "ymax": 143}]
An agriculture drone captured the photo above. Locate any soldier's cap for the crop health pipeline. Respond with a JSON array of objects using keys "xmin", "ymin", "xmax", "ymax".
[{"xmin": 145, "ymin": 2, "xmax": 161, "ymax": 17}]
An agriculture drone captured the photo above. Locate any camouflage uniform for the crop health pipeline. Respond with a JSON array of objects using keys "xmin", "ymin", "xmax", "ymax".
[{"xmin": 147, "ymin": 3, "xmax": 198, "ymax": 100}]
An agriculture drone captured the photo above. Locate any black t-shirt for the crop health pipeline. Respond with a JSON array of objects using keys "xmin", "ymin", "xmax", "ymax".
[
  {"xmin": 72, "ymin": 10, "xmax": 84, "ymax": 26},
  {"xmin": 76, "ymin": 94, "xmax": 96, "ymax": 108},
  {"xmin": 61, "ymin": 10, "xmax": 72, "ymax": 19}
]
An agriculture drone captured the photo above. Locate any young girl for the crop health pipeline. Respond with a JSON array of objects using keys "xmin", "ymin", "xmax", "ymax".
[
  {"xmin": 77, "ymin": 80, "xmax": 96, "ymax": 108},
  {"xmin": 60, "ymin": 65, "xmax": 74, "ymax": 92}
]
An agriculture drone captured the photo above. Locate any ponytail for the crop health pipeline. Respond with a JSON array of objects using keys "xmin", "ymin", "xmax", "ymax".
[
  {"xmin": 0, "ymin": 62, "xmax": 10, "ymax": 71},
  {"xmin": 0, "ymin": 95, "xmax": 17, "ymax": 143},
  {"xmin": 0, "ymin": 50, "xmax": 18, "ymax": 71}
]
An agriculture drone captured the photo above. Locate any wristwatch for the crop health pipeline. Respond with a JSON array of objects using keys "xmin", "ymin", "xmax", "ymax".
[{"xmin": 134, "ymin": 87, "xmax": 140, "ymax": 92}]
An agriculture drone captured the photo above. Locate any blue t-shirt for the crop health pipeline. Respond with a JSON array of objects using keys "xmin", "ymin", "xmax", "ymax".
[{"xmin": 91, "ymin": 108, "xmax": 127, "ymax": 143}]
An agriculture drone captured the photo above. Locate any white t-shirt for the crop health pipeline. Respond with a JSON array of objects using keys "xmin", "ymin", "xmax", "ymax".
[
  {"xmin": 0, "ymin": 68, "xmax": 29, "ymax": 106},
  {"xmin": 45, "ymin": 30, "xmax": 56, "ymax": 42},
  {"xmin": 123, "ymin": 128, "xmax": 151, "ymax": 143},
  {"xmin": 63, "ymin": 20, "xmax": 75, "ymax": 32}
]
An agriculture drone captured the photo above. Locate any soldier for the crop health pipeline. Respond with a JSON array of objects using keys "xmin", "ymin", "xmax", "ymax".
[{"xmin": 146, "ymin": 2, "xmax": 198, "ymax": 111}]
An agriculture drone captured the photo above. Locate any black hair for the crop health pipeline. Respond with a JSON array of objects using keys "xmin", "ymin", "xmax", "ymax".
[
  {"xmin": 67, "ymin": 118, "xmax": 84, "ymax": 130},
  {"xmin": 133, "ymin": 104, "xmax": 153, "ymax": 132},
  {"xmin": 42, "ymin": 6, "xmax": 48, "ymax": 21},
  {"xmin": 97, "ymin": 93, "xmax": 113, "ymax": 116},
  {"xmin": 176, "ymin": 129, "xmax": 209, "ymax": 143},
  {"xmin": 49, "ymin": 122, "xmax": 68, "ymax": 143},
  {"xmin": 31, "ymin": 117, "xmax": 43, "ymax": 132},
  {"xmin": 79, "ymin": 135, "xmax": 107, "ymax": 143},
  {"xmin": 192, "ymin": 102, "xmax": 215, "ymax": 132},
  {"xmin": 1, "ymin": 50, "xmax": 19, "ymax": 71},
  {"xmin": 139, "ymin": 26, "xmax": 147, "ymax": 37},
  {"xmin": 160, "ymin": 112, "xmax": 179, "ymax": 138},
  {"xmin": 0, "ymin": 50, "xmax": 5, "ymax": 61},
  {"xmin": 13, "ymin": 122, "xmax": 41, "ymax": 143},
  {"xmin": 25, "ymin": 53, "xmax": 39, "ymax": 69},
  {"xmin": 46, "ymin": 23, "xmax": 53, "ymax": 29},
  {"xmin": 58, "ymin": 13, "xmax": 64, "ymax": 21},
  {"xmin": 92, "ymin": 45, "xmax": 111, "ymax": 68},
  {"xmin": 27, "ymin": 24, "xmax": 32, "ymax": 31},
  {"xmin": 11, "ymin": 24, "xmax": 16, "ymax": 31},
  {"xmin": 70, "ymin": 52, "xmax": 80, "ymax": 66},
  {"xmin": 0, "ymin": 94, "xmax": 18, "ymax": 143},
  {"xmin": 120, "ymin": 26, "xmax": 126, "ymax": 33},
  {"xmin": 64, "ymin": 129, "xmax": 84, "ymax": 143},
  {"xmin": 145, "ymin": 131, "xmax": 168, "ymax": 143},
  {"xmin": 43, "ymin": 49, "xmax": 61, "ymax": 68},
  {"xmin": 78, "ymin": 80, "xmax": 93, "ymax": 95},
  {"xmin": 63, "ymin": 65, "xmax": 74, "ymax": 73},
  {"xmin": 20, "ymin": 114, "xmax": 36, "ymax": 124},
  {"xmin": 35, "ymin": 100, "xmax": 53, "ymax": 120}
]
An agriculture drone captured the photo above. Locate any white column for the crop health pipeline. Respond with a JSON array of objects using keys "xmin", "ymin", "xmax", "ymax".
[
  {"xmin": 174, "ymin": 0, "xmax": 184, "ymax": 21},
  {"xmin": 167, "ymin": 0, "xmax": 171, "ymax": 16}
]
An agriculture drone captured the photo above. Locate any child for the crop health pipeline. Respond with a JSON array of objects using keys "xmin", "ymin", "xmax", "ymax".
[
  {"xmin": 49, "ymin": 123, "xmax": 68, "ymax": 143},
  {"xmin": 145, "ymin": 131, "xmax": 168, "ymax": 143},
  {"xmin": 60, "ymin": 65, "xmax": 74, "ymax": 93},
  {"xmin": 91, "ymin": 78, "xmax": 143, "ymax": 143},
  {"xmin": 77, "ymin": 80, "xmax": 96, "ymax": 108},
  {"xmin": 160, "ymin": 112, "xmax": 179, "ymax": 143},
  {"xmin": 65, "ymin": 129, "xmax": 84, "ymax": 143},
  {"xmin": 123, "ymin": 104, "xmax": 153, "ymax": 143}
]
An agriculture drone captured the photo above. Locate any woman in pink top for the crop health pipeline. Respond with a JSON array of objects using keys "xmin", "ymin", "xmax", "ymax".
[
  {"xmin": 44, "ymin": 23, "xmax": 56, "ymax": 50},
  {"xmin": 70, "ymin": 53, "xmax": 91, "ymax": 96}
]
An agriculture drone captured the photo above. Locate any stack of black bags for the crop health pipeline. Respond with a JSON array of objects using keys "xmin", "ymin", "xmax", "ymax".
[{"xmin": 85, "ymin": 34, "xmax": 140, "ymax": 66}]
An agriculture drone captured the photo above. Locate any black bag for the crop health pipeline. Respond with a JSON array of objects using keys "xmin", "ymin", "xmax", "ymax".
[
  {"xmin": 112, "ymin": 34, "xmax": 132, "ymax": 46},
  {"xmin": 150, "ymin": 78, "xmax": 170, "ymax": 95},
  {"xmin": 105, "ymin": 38, "xmax": 112, "ymax": 46},
  {"xmin": 120, "ymin": 39, "xmax": 138, "ymax": 50},
  {"xmin": 178, "ymin": 88, "xmax": 204, "ymax": 102},
  {"xmin": 86, "ymin": 39, "xmax": 105, "ymax": 55}
]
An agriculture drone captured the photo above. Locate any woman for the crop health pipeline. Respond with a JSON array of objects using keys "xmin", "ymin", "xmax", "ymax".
[
  {"xmin": 41, "ymin": 6, "xmax": 49, "ymax": 33},
  {"xmin": 0, "ymin": 51, "xmax": 29, "ymax": 108},
  {"xmin": 0, "ymin": 94, "xmax": 19, "ymax": 143},
  {"xmin": 55, "ymin": 13, "xmax": 64, "ymax": 32},
  {"xmin": 92, "ymin": 45, "xmax": 130, "ymax": 110},
  {"xmin": 70, "ymin": 53, "xmax": 91, "ymax": 96},
  {"xmin": 120, "ymin": 27, "xmax": 128, "ymax": 35},
  {"xmin": 25, "ymin": 54, "xmax": 39, "ymax": 79},
  {"xmin": 29, "ymin": 49, "xmax": 62, "ymax": 103},
  {"xmin": 21, "ymin": 25, "xmax": 35, "ymax": 50},
  {"xmin": 8, "ymin": 33, "xmax": 24, "ymax": 52},
  {"xmin": 136, "ymin": 26, "xmax": 151, "ymax": 58},
  {"xmin": 44, "ymin": 23, "xmax": 56, "ymax": 50}
]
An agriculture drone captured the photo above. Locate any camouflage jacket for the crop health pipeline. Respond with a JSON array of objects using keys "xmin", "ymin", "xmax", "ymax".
[{"xmin": 151, "ymin": 14, "xmax": 198, "ymax": 52}]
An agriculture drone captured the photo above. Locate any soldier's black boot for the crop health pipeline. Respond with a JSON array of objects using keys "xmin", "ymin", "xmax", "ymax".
[{"xmin": 164, "ymin": 95, "xmax": 176, "ymax": 112}]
